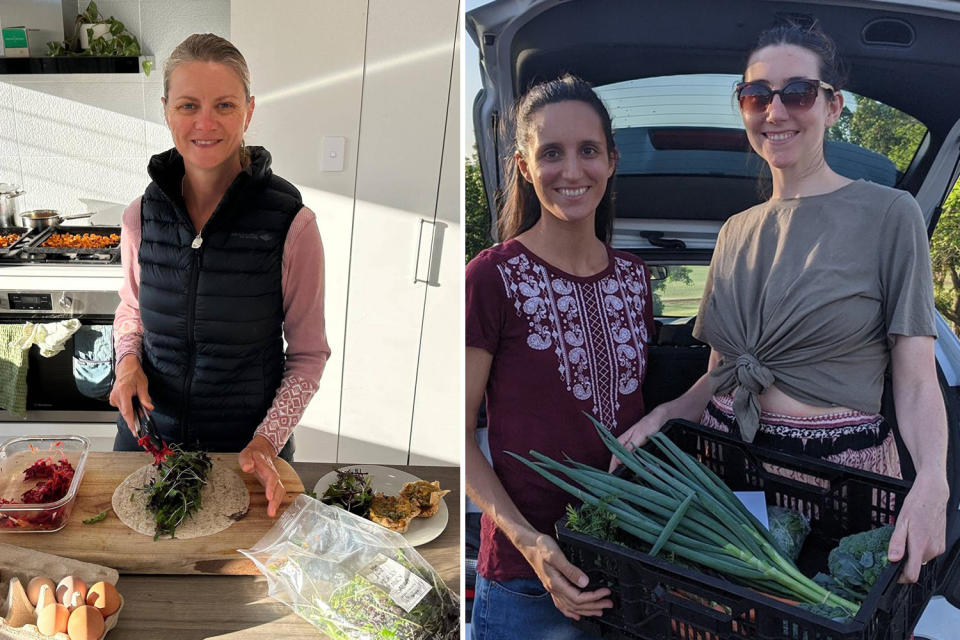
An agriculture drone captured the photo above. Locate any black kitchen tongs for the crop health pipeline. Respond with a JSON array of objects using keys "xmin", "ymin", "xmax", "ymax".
[{"xmin": 131, "ymin": 395, "xmax": 163, "ymax": 452}]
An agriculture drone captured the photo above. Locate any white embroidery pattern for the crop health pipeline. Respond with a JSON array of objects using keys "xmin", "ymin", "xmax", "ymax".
[
  {"xmin": 498, "ymin": 254, "xmax": 649, "ymax": 429},
  {"xmin": 255, "ymin": 374, "xmax": 319, "ymax": 454}
]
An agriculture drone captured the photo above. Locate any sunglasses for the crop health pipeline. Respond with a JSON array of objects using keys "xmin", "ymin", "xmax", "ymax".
[{"xmin": 735, "ymin": 79, "xmax": 835, "ymax": 114}]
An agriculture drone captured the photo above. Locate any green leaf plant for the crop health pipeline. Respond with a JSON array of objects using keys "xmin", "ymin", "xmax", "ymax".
[{"xmin": 46, "ymin": 1, "xmax": 150, "ymax": 75}]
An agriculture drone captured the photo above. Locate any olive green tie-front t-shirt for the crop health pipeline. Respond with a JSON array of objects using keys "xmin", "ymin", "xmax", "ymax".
[{"xmin": 693, "ymin": 180, "xmax": 937, "ymax": 442}]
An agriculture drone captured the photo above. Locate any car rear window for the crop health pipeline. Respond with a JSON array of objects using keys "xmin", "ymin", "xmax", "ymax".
[{"xmin": 596, "ymin": 74, "xmax": 927, "ymax": 186}]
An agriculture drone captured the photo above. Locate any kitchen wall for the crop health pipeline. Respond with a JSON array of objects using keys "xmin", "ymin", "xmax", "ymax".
[
  {"xmin": 0, "ymin": 0, "xmax": 64, "ymax": 57},
  {"xmin": 0, "ymin": 0, "xmax": 230, "ymax": 216},
  {"xmin": 0, "ymin": 1, "xmax": 461, "ymax": 466}
]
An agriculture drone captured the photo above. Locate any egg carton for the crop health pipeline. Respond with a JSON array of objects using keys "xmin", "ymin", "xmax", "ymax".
[{"xmin": 0, "ymin": 542, "xmax": 122, "ymax": 640}]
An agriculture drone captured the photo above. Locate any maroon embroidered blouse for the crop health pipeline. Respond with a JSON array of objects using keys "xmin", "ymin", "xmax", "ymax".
[{"xmin": 466, "ymin": 239, "xmax": 654, "ymax": 581}]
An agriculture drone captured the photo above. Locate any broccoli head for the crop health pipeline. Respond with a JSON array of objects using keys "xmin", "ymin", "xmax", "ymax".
[
  {"xmin": 813, "ymin": 571, "xmax": 863, "ymax": 603},
  {"xmin": 827, "ymin": 525, "xmax": 895, "ymax": 596}
]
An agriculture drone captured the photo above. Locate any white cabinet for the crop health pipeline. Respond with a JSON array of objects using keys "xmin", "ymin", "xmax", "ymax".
[
  {"xmin": 409, "ymin": 10, "xmax": 461, "ymax": 466},
  {"xmin": 338, "ymin": 0, "xmax": 461, "ymax": 465},
  {"xmin": 233, "ymin": 0, "xmax": 461, "ymax": 465},
  {"xmin": 232, "ymin": 0, "xmax": 369, "ymax": 464}
]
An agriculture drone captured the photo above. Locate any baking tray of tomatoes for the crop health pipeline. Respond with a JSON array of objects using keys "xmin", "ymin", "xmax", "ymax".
[
  {"xmin": 27, "ymin": 226, "xmax": 121, "ymax": 255},
  {"xmin": 0, "ymin": 227, "xmax": 35, "ymax": 254}
]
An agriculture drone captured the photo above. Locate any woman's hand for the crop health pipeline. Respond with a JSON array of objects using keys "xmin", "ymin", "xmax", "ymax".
[
  {"xmin": 109, "ymin": 354, "xmax": 153, "ymax": 436},
  {"xmin": 239, "ymin": 435, "xmax": 286, "ymax": 518},
  {"xmin": 609, "ymin": 406, "xmax": 666, "ymax": 472},
  {"xmin": 515, "ymin": 529, "xmax": 613, "ymax": 620},
  {"xmin": 608, "ymin": 357, "xmax": 722, "ymax": 473},
  {"xmin": 888, "ymin": 471, "xmax": 949, "ymax": 583}
]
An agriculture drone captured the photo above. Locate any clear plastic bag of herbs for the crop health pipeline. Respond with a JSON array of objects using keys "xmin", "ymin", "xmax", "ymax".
[{"xmin": 239, "ymin": 494, "xmax": 458, "ymax": 640}]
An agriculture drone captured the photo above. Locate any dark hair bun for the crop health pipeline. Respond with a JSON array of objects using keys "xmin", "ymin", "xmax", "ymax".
[{"xmin": 750, "ymin": 17, "xmax": 847, "ymax": 91}]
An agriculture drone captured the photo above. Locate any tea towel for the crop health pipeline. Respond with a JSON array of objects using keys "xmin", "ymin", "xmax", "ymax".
[{"xmin": 0, "ymin": 324, "xmax": 28, "ymax": 418}]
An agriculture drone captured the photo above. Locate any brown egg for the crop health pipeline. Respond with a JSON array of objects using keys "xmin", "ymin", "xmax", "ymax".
[
  {"xmin": 56, "ymin": 576, "xmax": 87, "ymax": 607},
  {"xmin": 4, "ymin": 577, "xmax": 35, "ymax": 628},
  {"xmin": 34, "ymin": 583, "xmax": 57, "ymax": 613},
  {"xmin": 85, "ymin": 582, "xmax": 120, "ymax": 617},
  {"xmin": 36, "ymin": 602, "xmax": 69, "ymax": 636},
  {"xmin": 67, "ymin": 605, "xmax": 105, "ymax": 640},
  {"xmin": 26, "ymin": 576, "xmax": 56, "ymax": 606}
]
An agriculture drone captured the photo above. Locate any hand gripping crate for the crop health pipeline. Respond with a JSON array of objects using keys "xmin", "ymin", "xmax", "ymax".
[{"xmin": 556, "ymin": 419, "xmax": 960, "ymax": 640}]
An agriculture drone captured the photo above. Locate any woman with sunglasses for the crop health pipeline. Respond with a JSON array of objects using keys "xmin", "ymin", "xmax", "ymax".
[
  {"xmin": 614, "ymin": 20, "xmax": 948, "ymax": 585},
  {"xmin": 467, "ymin": 75, "xmax": 655, "ymax": 638}
]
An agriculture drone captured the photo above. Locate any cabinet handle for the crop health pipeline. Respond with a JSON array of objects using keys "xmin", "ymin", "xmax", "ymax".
[{"xmin": 414, "ymin": 218, "xmax": 435, "ymax": 284}]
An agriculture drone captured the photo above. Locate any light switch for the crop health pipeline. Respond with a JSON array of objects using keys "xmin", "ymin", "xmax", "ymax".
[{"xmin": 321, "ymin": 136, "xmax": 346, "ymax": 172}]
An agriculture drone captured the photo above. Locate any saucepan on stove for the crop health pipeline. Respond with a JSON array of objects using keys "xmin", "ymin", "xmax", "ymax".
[
  {"xmin": 0, "ymin": 183, "xmax": 26, "ymax": 227},
  {"xmin": 20, "ymin": 209, "xmax": 94, "ymax": 230}
]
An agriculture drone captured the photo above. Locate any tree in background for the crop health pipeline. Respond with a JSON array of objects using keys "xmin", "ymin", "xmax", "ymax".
[
  {"xmin": 466, "ymin": 155, "xmax": 493, "ymax": 263},
  {"xmin": 846, "ymin": 99, "xmax": 926, "ymax": 172},
  {"xmin": 932, "ymin": 188, "xmax": 960, "ymax": 331}
]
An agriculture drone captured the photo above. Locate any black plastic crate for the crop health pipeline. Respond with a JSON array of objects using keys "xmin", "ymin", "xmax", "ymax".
[{"xmin": 556, "ymin": 419, "xmax": 960, "ymax": 640}]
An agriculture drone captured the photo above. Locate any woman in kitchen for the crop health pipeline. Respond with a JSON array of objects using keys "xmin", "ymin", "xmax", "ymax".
[
  {"xmin": 466, "ymin": 74, "xmax": 655, "ymax": 638},
  {"xmin": 613, "ymin": 20, "xmax": 948, "ymax": 584},
  {"xmin": 109, "ymin": 33, "xmax": 330, "ymax": 518}
]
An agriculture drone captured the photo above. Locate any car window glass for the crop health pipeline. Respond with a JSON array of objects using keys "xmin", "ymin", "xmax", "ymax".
[
  {"xmin": 596, "ymin": 74, "xmax": 927, "ymax": 186},
  {"xmin": 651, "ymin": 265, "xmax": 708, "ymax": 319}
]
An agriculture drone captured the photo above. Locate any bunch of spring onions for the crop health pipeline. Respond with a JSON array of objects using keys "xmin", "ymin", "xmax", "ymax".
[{"xmin": 508, "ymin": 414, "xmax": 861, "ymax": 617}]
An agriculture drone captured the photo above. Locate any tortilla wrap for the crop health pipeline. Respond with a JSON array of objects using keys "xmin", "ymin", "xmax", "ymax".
[{"xmin": 111, "ymin": 462, "xmax": 250, "ymax": 540}]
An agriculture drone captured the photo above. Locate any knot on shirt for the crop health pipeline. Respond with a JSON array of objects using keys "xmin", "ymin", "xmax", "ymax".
[
  {"xmin": 734, "ymin": 353, "xmax": 775, "ymax": 394},
  {"xmin": 732, "ymin": 353, "xmax": 775, "ymax": 444}
]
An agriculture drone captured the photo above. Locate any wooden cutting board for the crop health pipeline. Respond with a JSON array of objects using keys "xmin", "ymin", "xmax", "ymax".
[{"xmin": 0, "ymin": 452, "xmax": 303, "ymax": 575}]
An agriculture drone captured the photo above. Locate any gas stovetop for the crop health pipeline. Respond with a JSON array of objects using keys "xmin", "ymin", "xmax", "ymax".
[{"xmin": 0, "ymin": 226, "xmax": 121, "ymax": 264}]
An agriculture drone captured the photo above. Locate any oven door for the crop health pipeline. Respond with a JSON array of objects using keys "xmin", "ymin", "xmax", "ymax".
[{"xmin": 0, "ymin": 313, "xmax": 118, "ymax": 423}]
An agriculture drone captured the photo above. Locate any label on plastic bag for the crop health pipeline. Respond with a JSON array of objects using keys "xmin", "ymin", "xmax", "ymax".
[{"xmin": 361, "ymin": 554, "xmax": 432, "ymax": 613}]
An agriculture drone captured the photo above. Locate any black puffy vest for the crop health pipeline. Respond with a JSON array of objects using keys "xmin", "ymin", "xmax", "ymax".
[{"xmin": 122, "ymin": 147, "xmax": 301, "ymax": 451}]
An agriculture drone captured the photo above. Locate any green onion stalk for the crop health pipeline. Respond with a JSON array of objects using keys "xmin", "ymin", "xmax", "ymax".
[{"xmin": 507, "ymin": 414, "xmax": 861, "ymax": 616}]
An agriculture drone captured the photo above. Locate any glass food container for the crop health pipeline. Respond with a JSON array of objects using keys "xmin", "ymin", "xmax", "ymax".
[{"xmin": 0, "ymin": 436, "xmax": 91, "ymax": 532}]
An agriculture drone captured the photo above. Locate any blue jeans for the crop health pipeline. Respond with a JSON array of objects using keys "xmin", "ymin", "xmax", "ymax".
[{"xmin": 471, "ymin": 574, "xmax": 603, "ymax": 640}]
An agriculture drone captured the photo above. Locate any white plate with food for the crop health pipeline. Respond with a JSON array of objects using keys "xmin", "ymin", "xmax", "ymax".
[{"xmin": 314, "ymin": 464, "xmax": 449, "ymax": 546}]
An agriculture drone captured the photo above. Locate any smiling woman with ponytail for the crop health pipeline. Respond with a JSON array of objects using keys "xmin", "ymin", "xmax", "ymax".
[
  {"xmin": 110, "ymin": 33, "xmax": 331, "ymax": 519},
  {"xmin": 466, "ymin": 74, "xmax": 655, "ymax": 639}
]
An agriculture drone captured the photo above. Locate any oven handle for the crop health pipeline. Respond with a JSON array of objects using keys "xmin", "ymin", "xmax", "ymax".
[{"xmin": 0, "ymin": 316, "xmax": 115, "ymax": 324}]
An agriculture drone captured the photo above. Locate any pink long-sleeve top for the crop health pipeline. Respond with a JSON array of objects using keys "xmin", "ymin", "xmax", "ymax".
[{"xmin": 113, "ymin": 198, "xmax": 330, "ymax": 454}]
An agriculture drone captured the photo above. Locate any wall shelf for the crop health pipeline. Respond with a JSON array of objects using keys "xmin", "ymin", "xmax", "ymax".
[{"xmin": 0, "ymin": 56, "xmax": 141, "ymax": 74}]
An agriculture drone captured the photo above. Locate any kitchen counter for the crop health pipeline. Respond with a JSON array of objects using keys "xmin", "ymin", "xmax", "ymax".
[
  {"xmin": 0, "ymin": 263, "xmax": 123, "ymax": 291},
  {"xmin": 99, "ymin": 463, "xmax": 459, "ymax": 639}
]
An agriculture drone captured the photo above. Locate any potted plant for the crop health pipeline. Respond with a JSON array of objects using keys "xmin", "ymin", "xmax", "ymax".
[
  {"xmin": 46, "ymin": 1, "xmax": 152, "ymax": 75},
  {"xmin": 78, "ymin": 5, "xmax": 111, "ymax": 51}
]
